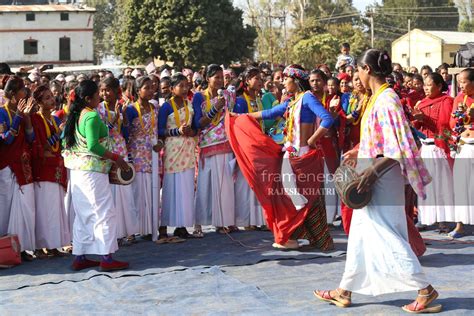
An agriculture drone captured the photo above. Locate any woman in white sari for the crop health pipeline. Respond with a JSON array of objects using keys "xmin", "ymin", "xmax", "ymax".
[{"xmin": 314, "ymin": 49, "xmax": 442, "ymax": 314}]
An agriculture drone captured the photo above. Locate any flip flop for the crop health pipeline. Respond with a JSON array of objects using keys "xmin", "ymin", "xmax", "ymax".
[
  {"xmin": 313, "ymin": 290, "xmax": 351, "ymax": 308},
  {"xmin": 272, "ymin": 242, "xmax": 300, "ymax": 250},
  {"xmin": 166, "ymin": 236, "xmax": 186, "ymax": 244},
  {"xmin": 402, "ymin": 302, "xmax": 443, "ymax": 314}
]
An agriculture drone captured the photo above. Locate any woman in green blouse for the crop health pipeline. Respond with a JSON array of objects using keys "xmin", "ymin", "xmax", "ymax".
[{"xmin": 62, "ymin": 80, "xmax": 130, "ymax": 272}]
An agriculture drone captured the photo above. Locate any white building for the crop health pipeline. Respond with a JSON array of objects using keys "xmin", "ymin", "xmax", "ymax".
[
  {"xmin": 392, "ymin": 28, "xmax": 474, "ymax": 70},
  {"xmin": 0, "ymin": 4, "xmax": 95, "ymax": 66}
]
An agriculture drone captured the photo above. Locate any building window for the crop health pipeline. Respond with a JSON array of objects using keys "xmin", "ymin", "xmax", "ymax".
[
  {"xmin": 60, "ymin": 13, "xmax": 69, "ymax": 21},
  {"xmin": 425, "ymin": 52, "xmax": 431, "ymax": 58},
  {"xmin": 59, "ymin": 37, "xmax": 71, "ymax": 61},
  {"xmin": 24, "ymin": 40, "xmax": 38, "ymax": 55},
  {"xmin": 26, "ymin": 13, "xmax": 35, "ymax": 21},
  {"xmin": 450, "ymin": 52, "xmax": 456, "ymax": 58},
  {"xmin": 402, "ymin": 54, "xmax": 407, "ymax": 58}
]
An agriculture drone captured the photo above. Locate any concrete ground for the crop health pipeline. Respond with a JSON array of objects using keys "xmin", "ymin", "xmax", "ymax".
[{"xmin": 0, "ymin": 226, "xmax": 473, "ymax": 315}]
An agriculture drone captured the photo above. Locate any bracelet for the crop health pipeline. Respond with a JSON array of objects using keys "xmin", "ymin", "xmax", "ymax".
[
  {"xmin": 157, "ymin": 139, "xmax": 164, "ymax": 147},
  {"xmin": 110, "ymin": 153, "xmax": 120, "ymax": 162},
  {"xmin": 351, "ymin": 110, "xmax": 360, "ymax": 119},
  {"xmin": 168, "ymin": 128, "xmax": 180, "ymax": 136},
  {"xmin": 206, "ymin": 105, "xmax": 219, "ymax": 119},
  {"xmin": 371, "ymin": 165, "xmax": 380, "ymax": 178}
]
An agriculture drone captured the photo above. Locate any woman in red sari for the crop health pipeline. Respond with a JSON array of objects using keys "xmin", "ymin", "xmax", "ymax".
[
  {"xmin": 412, "ymin": 73, "xmax": 455, "ymax": 232},
  {"xmin": 0, "ymin": 75, "xmax": 36, "ymax": 261},
  {"xmin": 226, "ymin": 65, "xmax": 335, "ymax": 250},
  {"xmin": 31, "ymin": 85, "xmax": 70, "ymax": 257}
]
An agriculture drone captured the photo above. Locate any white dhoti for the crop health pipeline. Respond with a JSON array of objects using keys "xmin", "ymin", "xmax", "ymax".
[
  {"xmin": 161, "ymin": 168, "xmax": 195, "ymax": 227},
  {"xmin": 70, "ymin": 170, "xmax": 118, "ymax": 256},
  {"xmin": 418, "ymin": 142, "xmax": 455, "ymax": 225},
  {"xmin": 111, "ymin": 183, "xmax": 139, "ymax": 238},
  {"xmin": 34, "ymin": 182, "xmax": 70, "ymax": 249},
  {"xmin": 8, "ymin": 181, "xmax": 36, "ymax": 251},
  {"xmin": 234, "ymin": 167, "xmax": 265, "ymax": 227},
  {"xmin": 0, "ymin": 167, "xmax": 14, "ymax": 236},
  {"xmin": 195, "ymin": 153, "xmax": 235, "ymax": 227},
  {"xmin": 453, "ymin": 141, "xmax": 474, "ymax": 224},
  {"xmin": 132, "ymin": 171, "xmax": 160, "ymax": 239},
  {"xmin": 339, "ymin": 163, "xmax": 428, "ymax": 295},
  {"xmin": 323, "ymin": 161, "xmax": 340, "ymax": 223}
]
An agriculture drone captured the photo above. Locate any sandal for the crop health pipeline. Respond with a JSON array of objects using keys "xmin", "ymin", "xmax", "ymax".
[
  {"xmin": 402, "ymin": 288, "xmax": 442, "ymax": 314},
  {"xmin": 216, "ymin": 227, "xmax": 230, "ymax": 234},
  {"xmin": 192, "ymin": 230, "xmax": 204, "ymax": 238},
  {"xmin": 166, "ymin": 236, "xmax": 186, "ymax": 244},
  {"xmin": 313, "ymin": 289, "xmax": 351, "ymax": 308},
  {"xmin": 448, "ymin": 230, "xmax": 464, "ymax": 239},
  {"xmin": 228, "ymin": 225, "xmax": 240, "ymax": 233}
]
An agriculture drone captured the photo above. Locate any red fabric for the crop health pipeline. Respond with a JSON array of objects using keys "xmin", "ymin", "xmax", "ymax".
[
  {"xmin": 31, "ymin": 113, "xmax": 67, "ymax": 189},
  {"xmin": 0, "ymin": 120, "xmax": 33, "ymax": 186},
  {"xmin": 341, "ymin": 202, "xmax": 353, "ymax": 234},
  {"xmin": 225, "ymin": 113, "xmax": 326, "ymax": 245},
  {"xmin": 450, "ymin": 93, "xmax": 473, "ymax": 130},
  {"xmin": 187, "ymin": 90, "xmax": 194, "ymax": 102},
  {"xmin": 342, "ymin": 183, "xmax": 426, "ymax": 257},
  {"xmin": 407, "ymin": 90, "xmax": 425, "ymax": 109},
  {"xmin": 413, "ymin": 95, "xmax": 454, "ymax": 168}
]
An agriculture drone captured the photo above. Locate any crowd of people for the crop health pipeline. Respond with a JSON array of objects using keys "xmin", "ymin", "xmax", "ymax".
[{"xmin": 0, "ymin": 42, "xmax": 473, "ymax": 313}]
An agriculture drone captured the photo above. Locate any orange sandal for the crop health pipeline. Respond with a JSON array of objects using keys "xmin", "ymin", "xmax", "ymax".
[{"xmin": 313, "ymin": 289, "xmax": 351, "ymax": 308}]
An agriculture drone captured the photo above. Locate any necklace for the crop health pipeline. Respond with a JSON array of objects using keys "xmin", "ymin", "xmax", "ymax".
[
  {"xmin": 39, "ymin": 111, "xmax": 59, "ymax": 152},
  {"xmin": 134, "ymin": 101, "xmax": 155, "ymax": 135},
  {"xmin": 170, "ymin": 96, "xmax": 190, "ymax": 128}
]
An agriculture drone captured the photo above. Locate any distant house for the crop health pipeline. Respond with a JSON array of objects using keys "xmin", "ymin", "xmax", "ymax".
[
  {"xmin": 392, "ymin": 28, "xmax": 474, "ymax": 69},
  {"xmin": 0, "ymin": 4, "xmax": 95, "ymax": 66}
]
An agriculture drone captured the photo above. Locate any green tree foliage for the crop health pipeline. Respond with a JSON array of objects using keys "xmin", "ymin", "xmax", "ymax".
[
  {"xmin": 114, "ymin": 0, "xmax": 257, "ymax": 68},
  {"xmin": 286, "ymin": 0, "xmax": 369, "ymax": 68}
]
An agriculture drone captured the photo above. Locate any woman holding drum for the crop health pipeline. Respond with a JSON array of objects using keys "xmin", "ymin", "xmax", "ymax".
[
  {"xmin": 62, "ymin": 80, "xmax": 130, "ymax": 272},
  {"xmin": 314, "ymin": 49, "xmax": 441, "ymax": 314},
  {"xmin": 98, "ymin": 77, "xmax": 139, "ymax": 243}
]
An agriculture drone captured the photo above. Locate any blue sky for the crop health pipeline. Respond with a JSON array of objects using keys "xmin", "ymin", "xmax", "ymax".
[{"xmin": 234, "ymin": 0, "xmax": 379, "ymax": 12}]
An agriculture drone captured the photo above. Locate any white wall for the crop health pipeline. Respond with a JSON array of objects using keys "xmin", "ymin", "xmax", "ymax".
[
  {"xmin": 0, "ymin": 11, "xmax": 93, "ymax": 30},
  {"xmin": 0, "ymin": 11, "xmax": 94, "ymax": 63}
]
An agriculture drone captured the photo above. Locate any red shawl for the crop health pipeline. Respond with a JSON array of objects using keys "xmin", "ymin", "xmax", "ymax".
[
  {"xmin": 225, "ymin": 113, "xmax": 326, "ymax": 244},
  {"xmin": 0, "ymin": 120, "xmax": 33, "ymax": 186},
  {"xmin": 31, "ymin": 113, "xmax": 67, "ymax": 189}
]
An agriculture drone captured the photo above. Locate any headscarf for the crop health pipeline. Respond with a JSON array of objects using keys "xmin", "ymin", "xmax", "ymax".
[
  {"xmin": 283, "ymin": 65, "xmax": 309, "ymax": 81},
  {"xmin": 337, "ymin": 73, "xmax": 351, "ymax": 82}
]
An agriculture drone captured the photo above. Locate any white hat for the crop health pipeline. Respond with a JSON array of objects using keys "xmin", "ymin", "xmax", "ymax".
[
  {"xmin": 131, "ymin": 68, "xmax": 143, "ymax": 78},
  {"xmin": 55, "ymin": 74, "xmax": 65, "ymax": 82},
  {"xmin": 145, "ymin": 62, "xmax": 156, "ymax": 74},
  {"xmin": 28, "ymin": 73, "xmax": 40, "ymax": 82},
  {"xmin": 160, "ymin": 69, "xmax": 171, "ymax": 78},
  {"xmin": 65, "ymin": 75, "xmax": 76, "ymax": 83}
]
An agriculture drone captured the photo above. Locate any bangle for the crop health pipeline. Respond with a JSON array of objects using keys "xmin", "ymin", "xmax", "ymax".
[
  {"xmin": 157, "ymin": 139, "xmax": 164, "ymax": 146},
  {"xmin": 110, "ymin": 153, "xmax": 120, "ymax": 162},
  {"xmin": 206, "ymin": 105, "xmax": 219, "ymax": 119},
  {"xmin": 351, "ymin": 110, "xmax": 360, "ymax": 119}
]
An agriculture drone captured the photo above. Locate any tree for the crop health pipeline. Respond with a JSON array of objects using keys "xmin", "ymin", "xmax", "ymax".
[
  {"xmin": 114, "ymin": 0, "xmax": 257, "ymax": 68},
  {"xmin": 84, "ymin": 0, "xmax": 117, "ymax": 64}
]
